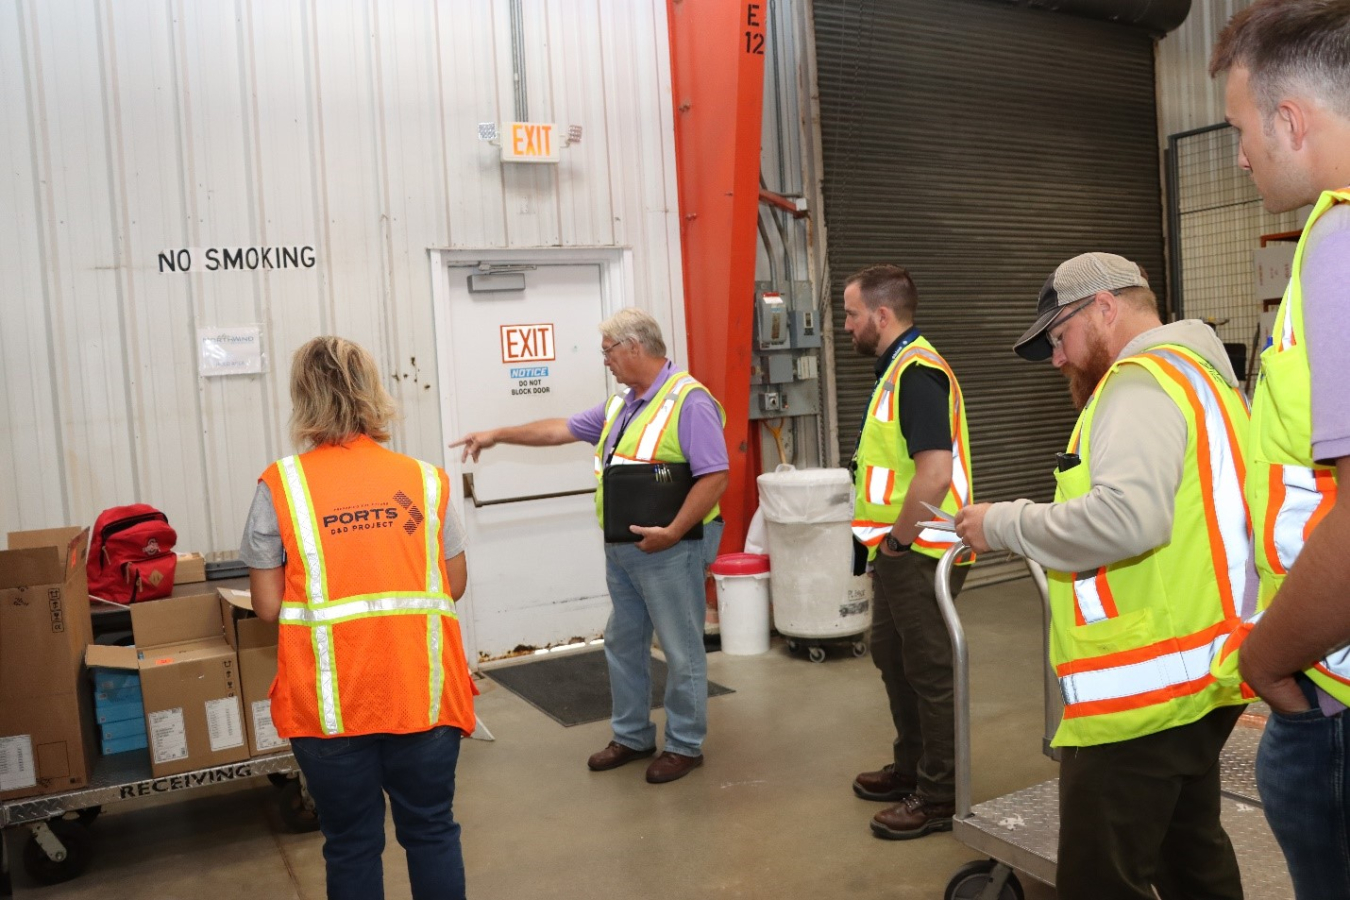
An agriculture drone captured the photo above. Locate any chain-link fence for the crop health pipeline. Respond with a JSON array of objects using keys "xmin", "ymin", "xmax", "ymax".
[{"xmin": 1166, "ymin": 124, "xmax": 1303, "ymax": 383}]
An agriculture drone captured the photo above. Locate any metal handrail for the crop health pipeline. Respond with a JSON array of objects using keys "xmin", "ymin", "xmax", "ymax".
[
  {"xmin": 935, "ymin": 543, "xmax": 1059, "ymax": 820},
  {"xmin": 461, "ymin": 472, "xmax": 595, "ymax": 508}
]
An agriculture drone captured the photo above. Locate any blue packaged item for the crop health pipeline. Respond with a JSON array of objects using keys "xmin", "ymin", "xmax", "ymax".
[
  {"xmin": 101, "ymin": 732, "xmax": 149, "ymax": 755},
  {"xmin": 100, "ymin": 717, "xmax": 147, "ymax": 742},
  {"xmin": 94, "ymin": 697, "xmax": 145, "ymax": 724},
  {"xmin": 90, "ymin": 666, "xmax": 141, "ymax": 693}
]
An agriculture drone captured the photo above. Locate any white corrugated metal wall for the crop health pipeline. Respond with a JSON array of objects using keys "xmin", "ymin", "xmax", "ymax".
[
  {"xmin": 1155, "ymin": 0, "xmax": 1251, "ymax": 140},
  {"xmin": 0, "ymin": 0, "xmax": 684, "ymax": 555}
]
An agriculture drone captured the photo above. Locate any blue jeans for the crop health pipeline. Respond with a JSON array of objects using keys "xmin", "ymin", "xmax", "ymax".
[
  {"xmin": 1255, "ymin": 676, "xmax": 1350, "ymax": 900},
  {"xmin": 603, "ymin": 520, "xmax": 722, "ymax": 757},
  {"xmin": 291, "ymin": 726, "xmax": 465, "ymax": 900}
]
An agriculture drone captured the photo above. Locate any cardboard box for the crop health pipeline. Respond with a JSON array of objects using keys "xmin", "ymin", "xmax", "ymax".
[
  {"xmin": 84, "ymin": 592, "xmax": 248, "ymax": 777},
  {"xmin": 219, "ymin": 589, "xmax": 287, "ymax": 757},
  {"xmin": 175, "ymin": 553, "xmax": 206, "ymax": 585},
  {"xmin": 0, "ymin": 527, "xmax": 97, "ymax": 800},
  {"xmin": 1254, "ymin": 243, "xmax": 1297, "ymax": 301}
]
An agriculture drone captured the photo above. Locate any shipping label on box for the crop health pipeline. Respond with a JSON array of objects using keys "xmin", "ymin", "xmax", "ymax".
[
  {"xmin": 0, "ymin": 735, "xmax": 36, "ymax": 793},
  {"xmin": 251, "ymin": 700, "xmax": 288, "ymax": 753}
]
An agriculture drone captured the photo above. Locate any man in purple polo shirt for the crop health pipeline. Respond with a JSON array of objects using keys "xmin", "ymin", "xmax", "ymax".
[{"xmin": 453, "ymin": 307, "xmax": 728, "ymax": 784}]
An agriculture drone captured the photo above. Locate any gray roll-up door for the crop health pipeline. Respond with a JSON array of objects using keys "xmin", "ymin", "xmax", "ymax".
[{"xmin": 815, "ymin": 0, "xmax": 1165, "ymax": 516}]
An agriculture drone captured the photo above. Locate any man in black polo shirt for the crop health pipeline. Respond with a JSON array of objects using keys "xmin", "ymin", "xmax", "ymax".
[{"xmin": 843, "ymin": 264, "xmax": 975, "ymax": 839}]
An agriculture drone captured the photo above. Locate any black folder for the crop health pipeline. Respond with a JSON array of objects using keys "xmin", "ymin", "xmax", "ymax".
[{"xmin": 601, "ymin": 462, "xmax": 703, "ymax": 544}]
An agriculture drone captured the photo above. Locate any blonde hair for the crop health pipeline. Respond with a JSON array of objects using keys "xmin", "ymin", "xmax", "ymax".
[
  {"xmin": 599, "ymin": 308, "xmax": 666, "ymax": 357},
  {"xmin": 288, "ymin": 336, "xmax": 397, "ymax": 449}
]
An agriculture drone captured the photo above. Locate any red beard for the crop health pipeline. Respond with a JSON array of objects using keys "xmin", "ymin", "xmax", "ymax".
[{"xmin": 1062, "ymin": 330, "xmax": 1115, "ymax": 410}]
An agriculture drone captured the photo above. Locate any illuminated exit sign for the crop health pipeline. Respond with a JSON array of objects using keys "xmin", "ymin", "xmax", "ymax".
[{"xmin": 502, "ymin": 122, "xmax": 559, "ymax": 163}]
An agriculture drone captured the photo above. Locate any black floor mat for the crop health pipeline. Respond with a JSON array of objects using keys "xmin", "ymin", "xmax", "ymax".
[{"xmin": 487, "ymin": 648, "xmax": 733, "ymax": 727}]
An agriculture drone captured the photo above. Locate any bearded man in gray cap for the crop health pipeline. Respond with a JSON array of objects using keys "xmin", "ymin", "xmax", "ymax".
[{"xmin": 955, "ymin": 252, "xmax": 1251, "ymax": 900}]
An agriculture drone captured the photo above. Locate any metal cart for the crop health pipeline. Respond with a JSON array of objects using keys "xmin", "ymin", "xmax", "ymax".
[
  {"xmin": 934, "ymin": 542, "xmax": 1294, "ymax": 899},
  {"xmin": 0, "ymin": 748, "xmax": 314, "ymax": 895}
]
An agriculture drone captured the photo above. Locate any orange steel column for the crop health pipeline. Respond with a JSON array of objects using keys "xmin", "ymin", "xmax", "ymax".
[{"xmin": 667, "ymin": 0, "xmax": 767, "ymax": 553}]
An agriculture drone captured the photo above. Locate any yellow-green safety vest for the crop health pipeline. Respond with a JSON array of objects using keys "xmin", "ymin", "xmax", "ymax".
[
  {"xmin": 593, "ymin": 371, "xmax": 725, "ymax": 528},
  {"xmin": 851, "ymin": 336, "xmax": 973, "ymax": 561},
  {"xmin": 1213, "ymin": 188, "xmax": 1350, "ymax": 704},
  {"xmin": 1050, "ymin": 344, "xmax": 1251, "ymax": 747}
]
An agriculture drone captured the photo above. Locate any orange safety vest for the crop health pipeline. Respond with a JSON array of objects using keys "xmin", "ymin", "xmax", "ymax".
[{"xmin": 260, "ymin": 435, "xmax": 476, "ymax": 739}]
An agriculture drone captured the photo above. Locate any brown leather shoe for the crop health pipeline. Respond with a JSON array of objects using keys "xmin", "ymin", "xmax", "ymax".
[
  {"xmin": 853, "ymin": 763, "xmax": 917, "ymax": 801},
  {"xmin": 645, "ymin": 751, "xmax": 704, "ymax": 784},
  {"xmin": 870, "ymin": 794, "xmax": 955, "ymax": 840},
  {"xmin": 587, "ymin": 741, "xmax": 656, "ymax": 771}
]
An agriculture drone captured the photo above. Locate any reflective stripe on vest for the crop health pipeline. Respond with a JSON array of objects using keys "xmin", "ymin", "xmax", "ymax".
[
  {"xmin": 1263, "ymin": 465, "xmax": 1337, "ymax": 575},
  {"xmin": 275, "ymin": 454, "xmax": 454, "ymax": 736},
  {"xmin": 1058, "ymin": 625, "xmax": 1229, "ymax": 718},
  {"xmin": 278, "ymin": 455, "xmax": 342, "ymax": 735}
]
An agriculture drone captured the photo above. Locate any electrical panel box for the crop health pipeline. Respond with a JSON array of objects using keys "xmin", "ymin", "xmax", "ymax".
[
  {"xmin": 788, "ymin": 282, "xmax": 822, "ymax": 349},
  {"xmin": 765, "ymin": 355, "xmax": 795, "ymax": 384},
  {"xmin": 756, "ymin": 291, "xmax": 791, "ymax": 349}
]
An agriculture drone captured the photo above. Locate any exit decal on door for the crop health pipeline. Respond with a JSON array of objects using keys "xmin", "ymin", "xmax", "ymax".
[
  {"xmin": 502, "ymin": 324, "xmax": 555, "ymax": 397},
  {"xmin": 500, "ymin": 324, "xmax": 555, "ymax": 363}
]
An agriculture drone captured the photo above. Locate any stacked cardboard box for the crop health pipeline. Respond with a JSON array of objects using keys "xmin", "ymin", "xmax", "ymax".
[
  {"xmin": 0, "ymin": 527, "xmax": 97, "ymax": 801},
  {"xmin": 84, "ymin": 592, "xmax": 249, "ymax": 777},
  {"xmin": 90, "ymin": 667, "xmax": 148, "ymax": 754},
  {"xmin": 219, "ymin": 588, "xmax": 286, "ymax": 757}
]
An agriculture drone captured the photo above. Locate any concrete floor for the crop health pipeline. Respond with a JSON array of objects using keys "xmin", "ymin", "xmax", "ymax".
[{"xmin": 6, "ymin": 577, "xmax": 1060, "ymax": 899}]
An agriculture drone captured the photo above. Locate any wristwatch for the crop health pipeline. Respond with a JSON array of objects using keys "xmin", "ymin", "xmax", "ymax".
[{"xmin": 884, "ymin": 534, "xmax": 910, "ymax": 553}]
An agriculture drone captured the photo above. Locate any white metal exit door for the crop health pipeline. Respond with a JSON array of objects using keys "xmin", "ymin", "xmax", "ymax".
[{"xmin": 440, "ymin": 262, "xmax": 614, "ymax": 663}]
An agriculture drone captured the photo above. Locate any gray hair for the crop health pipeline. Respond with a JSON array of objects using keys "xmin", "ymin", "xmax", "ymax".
[
  {"xmin": 1211, "ymin": 0, "xmax": 1350, "ymax": 121},
  {"xmin": 599, "ymin": 307, "xmax": 666, "ymax": 357}
]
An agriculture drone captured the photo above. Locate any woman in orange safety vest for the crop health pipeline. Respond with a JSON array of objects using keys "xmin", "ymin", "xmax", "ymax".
[{"xmin": 239, "ymin": 336, "xmax": 476, "ymax": 900}]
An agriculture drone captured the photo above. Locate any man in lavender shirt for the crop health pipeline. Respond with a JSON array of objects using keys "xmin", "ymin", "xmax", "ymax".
[
  {"xmin": 453, "ymin": 308, "xmax": 728, "ymax": 785},
  {"xmin": 1211, "ymin": 2, "xmax": 1350, "ymax": 895}
]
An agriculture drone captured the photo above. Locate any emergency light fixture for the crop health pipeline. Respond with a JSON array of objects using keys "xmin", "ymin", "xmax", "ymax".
[{"xmin": 478, "ymin": 121, "xmax": 583, "ymax": 164}]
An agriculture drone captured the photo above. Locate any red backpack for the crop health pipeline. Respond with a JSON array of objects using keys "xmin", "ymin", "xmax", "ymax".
[{"xmin": 87, "ymin": 504, "xmax": 178, "ymax": 604}]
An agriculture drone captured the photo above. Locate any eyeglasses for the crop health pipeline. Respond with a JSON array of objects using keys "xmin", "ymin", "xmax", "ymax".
[
  {"xmin": 1046, "ymin": 298, "xmax": 1096, "ymax": 350},
  {"xmin": 601, "ymin": 338, "xmax": 631, "ymax": 359}
]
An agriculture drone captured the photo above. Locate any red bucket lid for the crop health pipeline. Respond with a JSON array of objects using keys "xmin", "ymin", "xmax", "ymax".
[{"xmin": 711, "ymin": 552, "xmax": 770, "ymax": 575}]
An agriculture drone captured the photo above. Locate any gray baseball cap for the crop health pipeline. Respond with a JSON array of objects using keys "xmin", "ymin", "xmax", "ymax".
[{"xmin": 1014, "ymin": 252, "xmax": 1149, "ymax": 361}]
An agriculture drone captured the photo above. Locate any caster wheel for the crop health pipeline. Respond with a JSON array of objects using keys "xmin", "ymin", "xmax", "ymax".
[
  {"xmin": 57, "ymin": 807, "xmax": 100, "ymax": 826},
  {"xmin": 23, "ymin": 819, "xmax": 93, "ymax": 886},
  {"xmin": 267, "ymin": 772, "xmax": 292, "ymax": 788},
  {"xmin": 277, "ymin": 778, "xmax": 322, "ymax": 833},
  {"xmin": 944, "ymin": 859, "xmax": 1024, "ymax": 900},
  {"xmin": 808, "ymin": 646, "xmax": 827, "ymax": 664},
  {"xmin": 786, "ymin": 639, "xmax": 800, "ymax": 653},
  {"xmin": 851, "ymin": 640, "xmax": 868, "ymax": 658}
]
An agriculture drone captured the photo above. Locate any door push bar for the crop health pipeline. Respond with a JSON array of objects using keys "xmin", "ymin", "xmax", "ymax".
[{"xmin": 462, "ymin": 472, "xmax": 596, "ymax": 508}]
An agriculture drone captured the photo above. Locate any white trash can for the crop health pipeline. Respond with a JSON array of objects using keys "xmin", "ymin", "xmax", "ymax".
[
  {"xmin": 757, "ymin": 465, "xmax": 871, "ymax": 640},
  {"xmin": 711, "ymin": 553, "xmax": 771, "ymax": 655}
]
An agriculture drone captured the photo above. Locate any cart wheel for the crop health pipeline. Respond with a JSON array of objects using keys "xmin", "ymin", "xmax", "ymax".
[
  {"xmin": 808, "ymin": 646, "xmax": 827, "ymax": 664},
  {"xmin": 944, "ymin": 859, "xmax": 1024, "ymax": 900},
  {"xmin": 267, "ymin": 773, "xmax": 293, "ymax": 788},
  {"xmin": 786, "ymin": 639, "xmax": 800, "ymax": 653},
  {"xmin": 277, "ymin": 778, "xmax": 322, "ymax": 833},
  {"xmin": 851, "ymin": 640, "xmax": 868, "ymax": 658},
  {"xmin": 55, "ymin": 807, "xmax": 100, "ymax": 826},
  {"xmin": 22, "ymin": 819, "xmax": 93, "ymax": 886}
]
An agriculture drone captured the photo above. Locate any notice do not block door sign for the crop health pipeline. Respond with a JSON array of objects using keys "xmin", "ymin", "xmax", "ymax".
[{"xmin": 501, "ymin": 323, "xmax": 555, "ymax": 364}]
